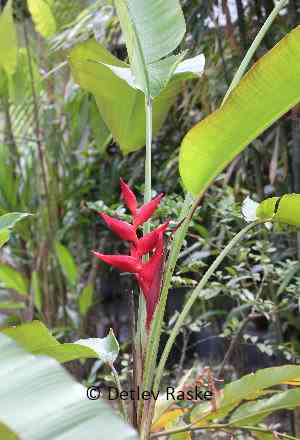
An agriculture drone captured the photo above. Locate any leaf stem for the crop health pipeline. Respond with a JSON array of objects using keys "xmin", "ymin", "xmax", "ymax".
[
  {"xmin": 144, "ymin": 96, "xmax": 153, "ymax": 233},
  {"xmin": 222, "ymin": 0, "xmax": 288, "ymax": 104},
  {"xmin": 110, "ymin": 363, "xmax": 128, "ymax": 423},
  {"xmin": 153, "ymin": 220, "xmax": 264, "ymax": 395}
]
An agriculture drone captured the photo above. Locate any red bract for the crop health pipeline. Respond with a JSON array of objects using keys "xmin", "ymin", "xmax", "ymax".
[
  {"xmin": 99, "ymin": 212, "xmax": 137, "ymax": 243},
  {"xmin": 120, "ymin": 178, "xmax": 137, "ymax": 216},
  {"xmin": 94, "ymin": 179, "xmax": 168, "ymax": 330}
]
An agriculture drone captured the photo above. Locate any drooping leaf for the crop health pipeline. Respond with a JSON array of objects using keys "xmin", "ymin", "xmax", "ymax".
[
  {"xmin": 27, "ymin": 0, "xmax": 56, "ymax": 38},
  {"xmin": 114, "ymin": 0, "xmax": 186, "ymax": 97},
  {"xmin": 2, "ymin": 320, "xmax": 117, "ymax": 364},
  {"xmin": 55, "ymin": 241, "xmax": 78, "ymax": 286},
  {"xmin": 0, "ymin": 0, "xmax": 18, "ymax": 76},
  {"xmin": 0, "ymin": 265, "xmax": 28, "ymax": 296},
  {"xmin": 69, "ymin": 39, "xmax": 201, "ymax": 154},
  {"xmin": 0, "ymin": 212, "xmax": 32, "ymax": 231},
  {"xmin": 179, "ymin": 25, "xmax": 300, "ymax": 196},
  {"xmin": 0, "ymin": 333, "xmax": 138, "ymax": 440},
  {"xmin": 75, "ymin": 329, "xmax": 119, "ymax": 364},
  {"xmin": 78, "ymin": 283, "xmax": 94, "ymax": 316}
]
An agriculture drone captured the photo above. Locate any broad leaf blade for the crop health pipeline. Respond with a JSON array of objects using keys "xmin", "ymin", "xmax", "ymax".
[
  {"xmin": 0, "ymin": 333, "xmax": 138, "ymax": 440},
  {"xmin": 114, "ymin": 0, "xmax": 186, "ymax": 97},
  {"xmin": 2, "ymin": 321, "xmax": 115, "ymax": 364},
  {"xmin": 179, "ymin": 25, "xmax": 300, "ymax": 196},
  {"xmin": 69, "ymin": 39, "xmax": 194, "ymax": 153}
]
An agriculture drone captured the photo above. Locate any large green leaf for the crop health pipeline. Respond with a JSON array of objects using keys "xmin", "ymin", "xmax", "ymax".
[
  {"xmin": 2, "ymin": 320, "xmax": 117, "ymax": 364},
  {"xmin": 191, "ymin": 365, "xmax": 300, "ymax": 424},
  {"xmin": 0, "ymin": 0, "xmax": 18, "ymax": 76},
  {"xmin": 0, "ymin": 264, "xmax": 29, "ymax": 296},
  {"xmin": 69, "ymin": 39, "xmax": 200, "ymax": 154},
  {"xmin": 229, "ymin": 389, "xmax": 300, "ymax": 426},
  {"xmin": 0, "ymin": 212, "xmax": 32, "ymax": 231},
  {"xmin": 27, "ymin": 0, "xmax": 56, "ymax": 38},
  {"xmin": 114, "ymin": 0, "xmax": 186, "ymax": 97},
  {"xmin": 0, "ymin": 333, "xmax": 137, "ymax": 440},
  {"xmin": 179, "ymin": 25, "xmax": 300, "ymax": 196}
]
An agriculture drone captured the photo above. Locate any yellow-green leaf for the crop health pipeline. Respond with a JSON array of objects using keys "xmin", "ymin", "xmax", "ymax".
[
  {"xmin": 27, "ymin": 0, "xmax": 56, "ymax": 38},
  {"xmin": 179, "ymin": 25, "xmax": 300, "ymax": 196},
  {"xmin": 55, "ymin": 241, "xmax": 78, "ymax": 286},
  {"xmin": 0, "ymin": 264, "xmax": 28, "ymax": 296},
  {"xmin": 0, "ymin": 0, "xmax": 18, "ymax": 76},
  {"xmin": 256, "ymin": 194, "xmax": 300, "ymax": 227}
]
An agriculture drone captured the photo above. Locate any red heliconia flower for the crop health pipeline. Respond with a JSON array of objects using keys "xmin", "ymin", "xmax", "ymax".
[{"xmin": 93, "ymin": 179, "xmax": 168, "ymax": 330}]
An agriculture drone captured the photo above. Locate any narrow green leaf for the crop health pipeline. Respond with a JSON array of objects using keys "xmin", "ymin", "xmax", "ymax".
[
  {"xmin": 0, "ymin": 229, "xmax": 9, "ymax": 248},
  {"xmin": 0, "ymin": 212, "xmax": 32, "ymax": 231},
  {"xmin": 179, "ymin": 26, "xmax": 300, "ymax": 196},
  {"xmin": 0, "ymin": 0, "xmax": 18, "ymax": 76},
  {"xmin": 27, "ymin": 0, "xmax": 56, "ymax": 38},
  {"xmin": 78, "ymin": 283, "xmax": 94, "ymax": 316},
  {"xmin": 0, "ymin": 302, "xmax": 25, "ymax": 310},
  {"xmin": 0, "ymin": 264, "xmax": 28, "ymax": 296},
  {"xmin": 75, "ymin": 329, "xmax": 119, "ymax": 364},
  {"xmin": 31, "ymin": 271, "xmax": 42, "ymax": 312},
  {"xmin": 0, "ymin": 333, "xmax": 138, "ymax": 440},
  {"xmin": 55, "ymin": 241, "xmax": 78, "ymax": 286}
]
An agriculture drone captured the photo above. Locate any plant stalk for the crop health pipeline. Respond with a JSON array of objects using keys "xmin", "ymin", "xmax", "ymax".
[
  {"xmin": 153, "ymin": 220, "xmax": 264, "ymax": 395},
  {"xmin": 222, "ymin": 0, "xmax": 288, "ymax": 104},
  {"xmin": 110, "ymin": 363, "xmax": 128, "ymax": 423}
]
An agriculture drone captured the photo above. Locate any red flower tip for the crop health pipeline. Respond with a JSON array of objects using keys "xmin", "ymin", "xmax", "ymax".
[
  {"xmin": 120, "ymin": 178, "xmax": 137, "ymax": 216},
  {"xmin": 93, "ymin": 251, "xmax": 142, "ymax": 273},
  {"xmin": 134, "ymin": 193, "xmax": 164, "ymax": 227},
  {"xmin": 99, "ymin": 212, "xmax": 137, "ymax": 243}
]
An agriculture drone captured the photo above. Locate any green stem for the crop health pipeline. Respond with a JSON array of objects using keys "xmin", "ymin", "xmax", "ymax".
[
  {"xmin": 110, "ymin": 363, "xmax": 128, "ymax": 423},
  {"xmin": 144, "ymin": 95, "xmax": 153, "ymax": 233},
  {"xmin": 153, "ymin": 221, "xmax": 263, "ymax": 395},
  {"xmin": 143, "ymin": 194, "xmax": 193, "ymax": 394},
  {"xmin": 222, "ymin": 0, "xmax": 288, "ymax": 104},
  {"xmin": 150, "ymin": 422, "xmax": 298, "ymax": 439}
]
